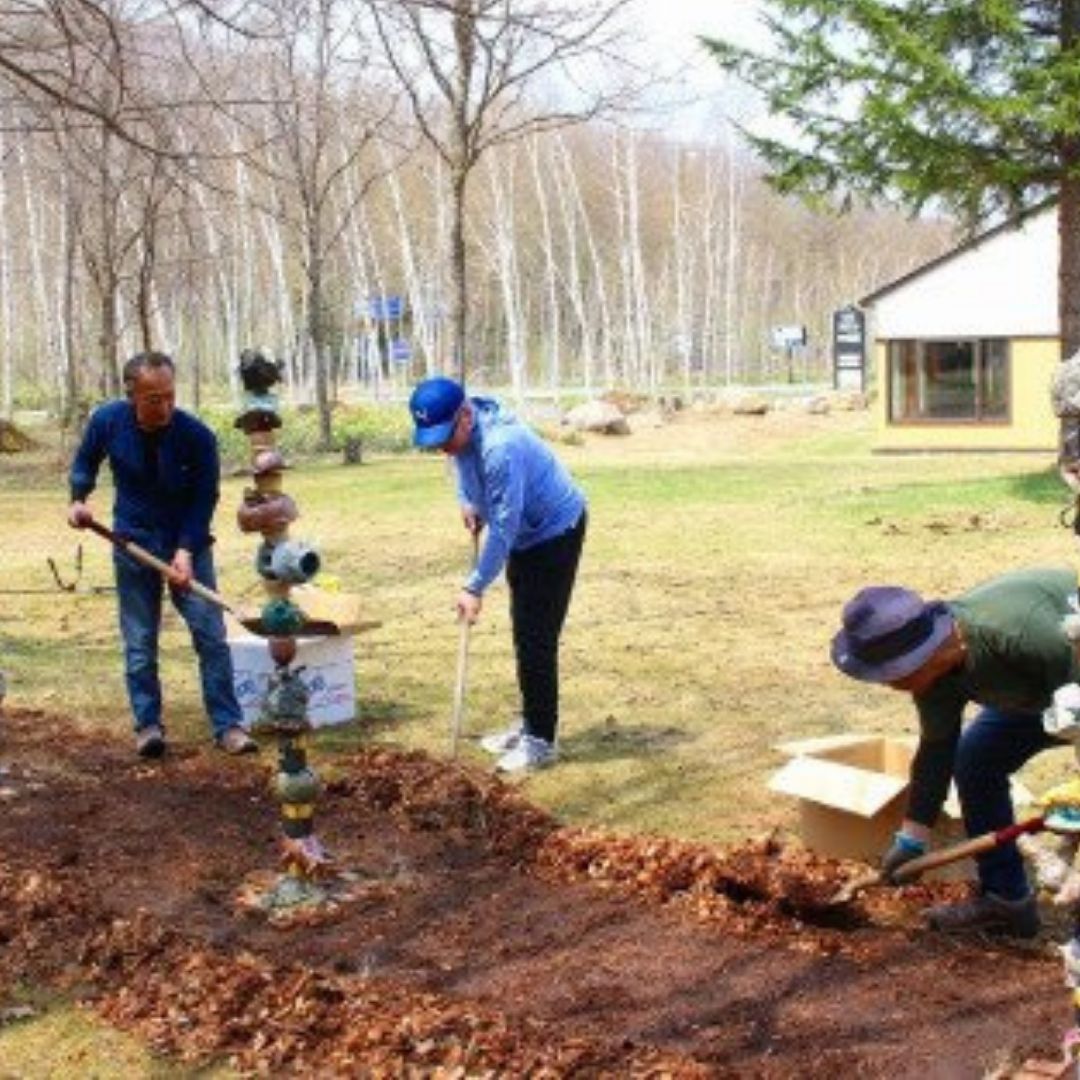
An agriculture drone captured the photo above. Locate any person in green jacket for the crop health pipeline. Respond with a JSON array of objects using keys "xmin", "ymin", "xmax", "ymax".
[{"xmin": 831, "ymin": 567, "xmax": 1079, "ymax": 939}]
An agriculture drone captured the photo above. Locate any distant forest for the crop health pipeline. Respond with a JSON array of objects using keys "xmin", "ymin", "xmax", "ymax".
[{"xmin": 0, "ymin": 1, "xmax": 953, "ymax": 426}]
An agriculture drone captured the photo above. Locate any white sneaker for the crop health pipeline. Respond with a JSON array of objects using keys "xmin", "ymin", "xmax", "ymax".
[
  {"xmin": 495, "ymin": 734, "xmax": 557, "ymax": 774},
  {"xmin": 480, "ymin": 722, "xmax": 523, "ymax": 756}
]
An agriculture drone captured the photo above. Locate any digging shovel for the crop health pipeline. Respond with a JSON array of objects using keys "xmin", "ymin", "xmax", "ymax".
[
  {"xmin": 830, "ymin": 815, "xmax": 1047, "ymax": 905},
  {"xmin": 82, "ymin": 518, "xmax": 237, "ymax": 614},
  {"xmin": 450, "ymin": 530, "xmax": 481, "ymax": 758}
]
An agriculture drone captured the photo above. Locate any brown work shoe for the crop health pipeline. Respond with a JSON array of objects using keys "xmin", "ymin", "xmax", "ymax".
[
  {"xmin": 135, "ymin": 724, "xmax": 166, "ymax": 759},
  {"xmin": 216, "ymin": 726, "xmax": 258, "ymax": 755},
  {"xmin": 925, "ymin": 891, "xmax": 1039, "ymax": 939}
]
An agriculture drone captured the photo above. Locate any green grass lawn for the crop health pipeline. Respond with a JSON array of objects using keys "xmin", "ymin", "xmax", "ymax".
[
  {"xmin": 3, "ymin": 405, "xmax": 1079, "ymax": 1071},
  {"xmin": 3, "ymin": 407, "xmax": 1076, "ymax": 843},
  {"xmin": 0, "ymin": 996, "xmax": 225, "ymax": 1079}
]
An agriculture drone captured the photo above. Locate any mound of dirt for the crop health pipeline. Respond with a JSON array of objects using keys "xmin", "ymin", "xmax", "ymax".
[
  {"xmin": 0, "ymin": 707, "xmax": 1070, "ymax": 1076},
  {"xmin": 0, "ymin": 419, "xmax": 34, "ymax": 453}
]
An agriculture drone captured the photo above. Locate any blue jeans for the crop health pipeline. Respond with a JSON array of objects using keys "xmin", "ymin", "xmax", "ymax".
[
  {"xmin": 955, "ymin": 705, "xmax": 1063, "ymax": 899},
  {"xmin": 114, "ymin": 544, "xmax": 242, "ymax": 739}
]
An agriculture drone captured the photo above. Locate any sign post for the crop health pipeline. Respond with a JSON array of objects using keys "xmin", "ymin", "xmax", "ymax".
[
  {"xmin": 770, "ymin": 324, "xmax": 808, "ymax": 383},
  {"xmin": 832, "ymin": 306, "xmax": 866, "ymax": 392}
]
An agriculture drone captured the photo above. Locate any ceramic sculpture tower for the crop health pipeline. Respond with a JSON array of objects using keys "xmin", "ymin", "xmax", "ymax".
[{"xmin": 234, "ymin": 349, "xmax": 332, "ymax": 910}]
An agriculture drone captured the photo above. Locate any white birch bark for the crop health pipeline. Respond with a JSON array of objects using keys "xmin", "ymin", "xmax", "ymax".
[
  {"xmin": 482, "ymin": 153, "xmax": 527, "ymax": 406},
  {"xmin": 18, "ymin": 140, "xmax": 58, "ymax": 392},
  {"xmin": 723, "ymin": 125, "xmax": 742, "ymax": 385},
  {"xmin": 550, "ymin": 134, "xmax": 594, "ymax": 395},
  {"xmin": 528, "ymin": 135, "xmax": 561, "ymax": 400},
  {"xmin": 0, "ymin": 122, "xmax": 13, "ymax": 418}
]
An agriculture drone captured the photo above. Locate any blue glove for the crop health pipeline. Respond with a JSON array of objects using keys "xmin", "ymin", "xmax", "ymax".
[{"xmin": 880, "ymin": 830, "xmax": 927, "ymax": 883}]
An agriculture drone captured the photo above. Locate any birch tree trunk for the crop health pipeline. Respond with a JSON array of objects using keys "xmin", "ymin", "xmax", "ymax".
[
  {"xmin": 0, "ymin": 122, "xmax": 13, "ymax": 419},
  {"xmin": 19, "ymin": 140, "xmax": 60, "ymax": 395},
  {"xmin": 381, "ymin": 146, "xmax": 434, "ymax": 374},
  {"xmin": 60, "ymin": 171, "xmax": 80, "ymax": 426},
  {"xmin": 723, "ymin": 125, "xmax": 741, "ymax": 385},
  {"xmin": 529, "ymin": 136, "xmax": 562, "ymax": 401},
  {"xmin": 483, "ymin": 155, "xmax": 527, "ymax": 406}
]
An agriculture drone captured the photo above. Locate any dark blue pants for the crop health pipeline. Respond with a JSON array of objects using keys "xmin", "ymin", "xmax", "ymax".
[
  {"xmin": 507, "ymin": 512, "xmax": 586, "ymax": 744},
  {"xmin": 955, "ymin": 705, "xmax": 1063, "ymax": 899},
  {"xmin": 114, "ymin": 544, "xmax": 242, "ymax": 739}
]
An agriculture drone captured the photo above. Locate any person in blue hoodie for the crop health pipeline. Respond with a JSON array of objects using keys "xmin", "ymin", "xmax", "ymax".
[
  {"xmin": 409, "ymin": 376, "xmax": 587, "ymax": 773},
  {"xmin": 67, "ymin": 351, "xmax": 255, "ymax": 759}
]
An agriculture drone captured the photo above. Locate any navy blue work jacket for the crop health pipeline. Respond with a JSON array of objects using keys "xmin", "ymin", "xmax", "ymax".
[{"xmin": 69, "ymin": 400, "xmax": 222, "ymax": 555}]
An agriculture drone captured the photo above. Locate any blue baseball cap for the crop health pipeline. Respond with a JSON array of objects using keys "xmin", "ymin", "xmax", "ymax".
[
  {"xmin": 409, "ymin": 376, "xmax": 465, "ymax": 448},
  {"xmin": 831, "ymin": 586, "xmax": 955, "ymax": 683}
]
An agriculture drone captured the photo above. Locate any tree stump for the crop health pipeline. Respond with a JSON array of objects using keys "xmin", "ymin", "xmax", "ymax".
[{"xmin": 342, "ymin": 437, "xmax": 363, "ymax": 465}]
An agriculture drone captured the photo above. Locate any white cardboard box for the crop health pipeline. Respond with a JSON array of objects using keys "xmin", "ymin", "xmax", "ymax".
[
  {"xmin": 227, "ymin": 628, "xmax": 356, "ymax": 728},
  {"xmin": 769, "ymin": 734, "xmax": 1033, "ymax": 880}
]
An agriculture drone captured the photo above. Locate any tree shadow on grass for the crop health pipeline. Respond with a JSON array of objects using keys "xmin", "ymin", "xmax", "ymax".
[
  {"xmin": 561, "ymin": 716, "xmax": 694, "ymax": 763},
  {"xmin": 312, "ymin": 695, "xmax": 419, "ymax": 753},
  {"xmin": 1005, "ymin": 466, "xmax": 1070, "ymax": 506}
]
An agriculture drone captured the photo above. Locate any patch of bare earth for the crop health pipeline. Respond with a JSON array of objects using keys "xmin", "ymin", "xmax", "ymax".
[{"xmin": 0, "ymin": 708, "xmax": 1068, "ymax": 1076}]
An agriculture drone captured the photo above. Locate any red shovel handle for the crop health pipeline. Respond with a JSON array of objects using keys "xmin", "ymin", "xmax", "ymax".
[{"xmin": 891, "ymin": 815, "xmax": 1046, "ymax": 883}]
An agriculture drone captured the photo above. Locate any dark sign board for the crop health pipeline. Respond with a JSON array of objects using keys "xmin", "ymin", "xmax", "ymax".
[{"xmin": 832, "ymin": 305, "xmax": 865, "ymax": 391}]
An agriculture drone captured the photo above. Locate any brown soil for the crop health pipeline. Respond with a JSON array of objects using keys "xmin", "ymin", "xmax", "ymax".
[{"xmin": 0, "ymin": 707, "xmax": 1071, "ymax": 1077}]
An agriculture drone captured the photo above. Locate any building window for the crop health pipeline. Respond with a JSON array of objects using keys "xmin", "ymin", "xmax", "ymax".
[{"xmin": 887, "ymin": 338, "xmax": 1009, "ymax": 422}]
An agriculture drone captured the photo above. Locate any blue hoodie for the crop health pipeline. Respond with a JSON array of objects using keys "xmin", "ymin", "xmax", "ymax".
[{"xmin": 456, "ymin": 398, "xmax": 585, "ymax": 595}]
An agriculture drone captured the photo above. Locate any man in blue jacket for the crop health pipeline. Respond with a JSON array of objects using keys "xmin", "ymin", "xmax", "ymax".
[
  {"xmin": 68, "ymin": 351, "xmax": 255, "ymax": 758},
  {"xmin": 409, "ymin": 376, "xmax": 587, "ymax": 773}
]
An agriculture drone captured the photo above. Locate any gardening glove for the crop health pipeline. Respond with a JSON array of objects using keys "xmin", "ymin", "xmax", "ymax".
[
  {"xmin": 880, "ymin": 830, "xmax": 928, "ymax": 884},
  {"xmin": 1039, "ymin": 777, "xmax": 1080, "ymax": 833}
]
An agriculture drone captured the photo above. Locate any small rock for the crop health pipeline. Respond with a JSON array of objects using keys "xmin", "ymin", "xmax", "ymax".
[
  {"xmin": 0, "ymin": 1005, "xmax": 38, "ymax": 1025},
  {"xmin": 564, "ymin": 400, "xmax": 631, "ymax": 435},
  {"xmin": 732, "ymin": 394, "xmax": 770, "ymax": 416}
]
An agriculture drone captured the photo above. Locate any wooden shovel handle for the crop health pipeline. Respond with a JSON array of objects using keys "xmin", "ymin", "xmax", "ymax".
[
  {"xmin": 891, "ymin": 815, "xmax": 1046, "ymax": 883},
  {"xmin": 450, "ymin": 619, "xmax": 471, "ymax": 758},
  {"xmin": 84, "ymin": 519, "xmax": 234, "ymax": 613},
  {"xmin": 449, "ymin": 530, "xmax": 480, "ymax": 758}
]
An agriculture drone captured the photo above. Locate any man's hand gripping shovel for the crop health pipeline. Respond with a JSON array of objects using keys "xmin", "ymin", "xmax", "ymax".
[
  {"xmin": 830, "ymin": 815, "xmax": 1051, "ymax": 905},
  {"xmin": 75, "ymin": 513, "xmax": 237, "ymax": 614},
  {"xmin": 833, "ymin": 683, "xmax": 1080, "ymax": 905}
]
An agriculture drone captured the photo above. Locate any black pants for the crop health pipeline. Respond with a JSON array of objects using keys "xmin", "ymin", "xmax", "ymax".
[{"xmin": 507, "ymin": 511, "xmax": 586, "ymax": 744}]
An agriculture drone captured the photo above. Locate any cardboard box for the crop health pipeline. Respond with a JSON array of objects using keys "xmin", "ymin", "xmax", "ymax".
[
  {"xmin": 768, "ymin": 734, "xmax": 1033, "ymax": 880},
  {"xmin": 227, "ymin": 626, "xmax": 356, "ymax": 729}
]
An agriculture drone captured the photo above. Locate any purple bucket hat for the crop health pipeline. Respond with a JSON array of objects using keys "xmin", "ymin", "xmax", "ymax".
[{"xmin": 831, "ymin": 586, "xmax": 955, "ymax": 683}]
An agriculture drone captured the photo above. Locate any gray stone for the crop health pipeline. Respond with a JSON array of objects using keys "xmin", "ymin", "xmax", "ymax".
[{"xmin": 564, "ymin": 399, "xmax": 631, "ymax": 435}]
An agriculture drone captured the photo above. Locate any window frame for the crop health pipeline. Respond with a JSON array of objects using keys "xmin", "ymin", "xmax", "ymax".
[{"xmin": 886, "ymin": 337, "xmax": 1011, "ymax": 425}]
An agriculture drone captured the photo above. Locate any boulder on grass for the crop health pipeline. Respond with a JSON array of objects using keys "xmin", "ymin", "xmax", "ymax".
[
  {"xmin": 564, "ymin": 400, "xmax": 631, "ymax": 436},
  {"xmin": 731, "ymin": 394, "xmax": 770, "ymax": 416}
]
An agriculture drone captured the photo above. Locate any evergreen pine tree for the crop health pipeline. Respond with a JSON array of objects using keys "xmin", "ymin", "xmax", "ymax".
[{"xmin": 705, "ymin": 1, "xmax": 1080, "ymax": 357}]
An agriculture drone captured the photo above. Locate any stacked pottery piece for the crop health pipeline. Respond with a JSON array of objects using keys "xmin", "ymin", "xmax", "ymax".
[{"xmin": 235, "ymin": 350, "xmax": 332, "ymax": 906}]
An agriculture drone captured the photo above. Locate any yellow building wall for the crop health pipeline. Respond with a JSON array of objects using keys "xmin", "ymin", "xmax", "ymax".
[{"xmin": 872, "ymin": 337, "xmax": 1059, "ymax": 452}]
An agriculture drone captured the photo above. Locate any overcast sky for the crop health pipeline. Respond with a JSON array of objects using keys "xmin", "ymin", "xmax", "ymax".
[
  {"xmin": 636, "ymin": 0, "xmax": 765, "ymax": 52},
  {"xmin": 626, "ymin": 0, "xmax": 769, "ymax": 140}
]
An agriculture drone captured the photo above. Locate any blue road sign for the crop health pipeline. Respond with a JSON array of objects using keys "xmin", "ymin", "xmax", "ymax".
[
  {"xmin": 368, "ymin": 294, "xmax": 404, "ymax": 321},
  {"xmin": 389, "ymin": 338, "xmax": 412, "ymax": 364}
]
